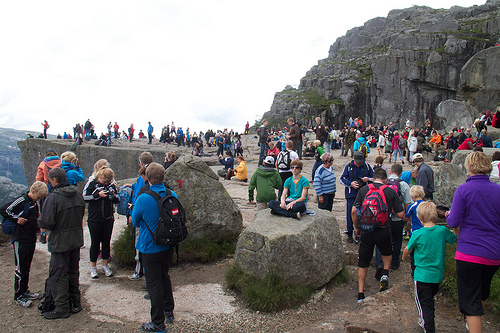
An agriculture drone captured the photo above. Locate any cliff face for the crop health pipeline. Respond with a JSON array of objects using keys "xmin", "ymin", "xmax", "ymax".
[{"xmin": 265, "ymin": 0, "xmax": 500, "ymax": 128}]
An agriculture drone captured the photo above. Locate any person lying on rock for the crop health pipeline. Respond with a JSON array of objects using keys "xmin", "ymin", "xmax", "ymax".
[{"xmin": 268, "ymin": 159, "xmax": 309, "ymax": 220}]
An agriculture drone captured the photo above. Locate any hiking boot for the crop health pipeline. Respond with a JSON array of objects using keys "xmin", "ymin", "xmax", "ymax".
[
  {"xmin": 379, "ymin": 275, "xmax": 389, "ymax": 292},
  {"xmin": 22, "ymin": 291, "xmax": 40, "ymax": 300},
  {"xmin": 347, "ymin": 236, "xmax": 354, "ymax": 243},
  {"xmin": 102, "ymin": 265, "xmax": 113, "ymax": 277},
  {"xmin": 144, "ymin": 294, "xmax": 151, "ymax": 300},
  {"xmin": 374, "ymin": 267, "xmax": 383, "ymax": 280},
  {"xmin": 164, "ymin": 311, "xmax": 175, "ymax": 322},
  {"xmin": 71, "ymin": 303, "xmax": 82, "ymax": 314},
  {"xmin": 141, "ymin": 322, "xmax": 166, "ymax": 333},
  {"xmin": 16, "ymin": 295, "xmax": 32, "ymax": 308},
  {"xmin": 43, "ymin": 310, "xmax": 70, "ymax": 320},
  {"xmin": 128, "ymin": 272, "xmax": 144, "ymax": 281},
  {"xmin": 39, "ymin": 233, "xmax": 47, "ymax": 244},
  {"xmin": 90, "ymin": 266, "xmax": 98, "ymax": 279}
]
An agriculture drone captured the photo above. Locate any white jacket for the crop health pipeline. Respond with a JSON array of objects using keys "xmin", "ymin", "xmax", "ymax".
[{"xmin": 408, "ymin": 136, "xmax": 418, "ymax": 152}]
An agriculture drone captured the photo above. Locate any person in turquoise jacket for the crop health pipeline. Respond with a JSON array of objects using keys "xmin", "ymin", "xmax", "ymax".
[
  {"xmin": 59, "ymin": 151, "xmax": 85, "ymax": 186},
  {"xmin": 132, "ymin": 162, "xmax": 178, "ymax": 332}
]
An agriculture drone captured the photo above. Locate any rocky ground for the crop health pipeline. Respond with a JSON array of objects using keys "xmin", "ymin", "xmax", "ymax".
[{"xmin": 1, "ymin": 135, "xmax": 499, "ymax": 332}]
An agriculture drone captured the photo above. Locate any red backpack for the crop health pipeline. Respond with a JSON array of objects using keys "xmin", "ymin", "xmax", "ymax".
[{"xmin": 358, "ymin": 184, "xmax": 390, "ymax": 231}]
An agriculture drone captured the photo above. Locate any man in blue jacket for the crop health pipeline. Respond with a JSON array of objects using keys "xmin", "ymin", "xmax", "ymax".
[
  {"xmin": 340, "ymin": 151, "xmax": 373, "ymax": 243},
  {"xmin": 132, "ymin": 162, "xmax": 178, "ymax": 332}
]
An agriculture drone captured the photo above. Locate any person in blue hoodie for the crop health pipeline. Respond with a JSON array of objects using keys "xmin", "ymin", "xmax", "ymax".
[
  {"xmin": 217, "ymin": 150, "xmax": 234, "ymax": 179},
  {"xmin": 60, "ymin": 151, "xmax": 85, "ymax": 186},
  {"xmin": 352, "ymin": 132, "xmax": 370, "ymax": 157},
  {"xmin": 132, "ymin": 162, "xmax": 178, "ymax": 332},
  {"xmin": 340, "ymin": 151, "xmax": 374, "ymax": 243}
]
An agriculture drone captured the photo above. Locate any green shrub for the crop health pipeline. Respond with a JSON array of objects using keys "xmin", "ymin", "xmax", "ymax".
[
  {"xmin": 225, "ymin": 266, "xmax": 313, "ymax": 312},
  {"xmin": 175, "ymin": 237, "xmax": 235, "ymax": 263},
  {"xmin": 329, "ymin": 266, "xmax": 350, "ymax": 286},
  {"xmin": 112, "ymin": 226, "xmax": 136, "ymax": 265}
]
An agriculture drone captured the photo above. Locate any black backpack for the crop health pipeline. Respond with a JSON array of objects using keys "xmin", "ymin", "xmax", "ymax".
[
  {"xmin": 144, "ymin": 189, "xmax": 188, "ymax": 246},
  {"xmin": 276, "ymin": 150, "xmax": 291, "ymax": 170}
]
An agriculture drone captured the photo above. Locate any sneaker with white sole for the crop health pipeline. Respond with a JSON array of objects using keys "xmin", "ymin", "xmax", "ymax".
[
  {"xmin": 16, "ymin": 295, "xmax": 32, "ymax": 308},
  {"xmin": 128, "ymin": 272, "xmax": 144, "ymax": 281},
  {"xmin": 21, "ymin": 291, "xmax": 40, "ymax": 300},
  {"xmin": 90, "ymin": 266, "xmax": 98, "ymax": 279},
  {"xmin": 102, "ymin": 265, "xmax": 113, "ymax": 277},
  {"xmin": 379, "ymin": 275, "xmax": 389, "ymax": 292}
]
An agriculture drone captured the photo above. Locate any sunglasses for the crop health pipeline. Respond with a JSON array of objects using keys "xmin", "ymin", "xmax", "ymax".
[
  {"xmin": 290, "ymin": 166, "xmax": 301, "ymax": 169},
  {"xmin": 324, "ymin": 159, "xmax": 333, "ymax": 163}
]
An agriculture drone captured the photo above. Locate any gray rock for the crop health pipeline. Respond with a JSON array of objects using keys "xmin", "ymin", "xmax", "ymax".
[
  {"xmin": 234, "ymin": 209, "xmax": 344, "ymax": 289},
  {"xmin": 435, "ymin": 100, "xmax": 477, "ymax": 132},
  {"xmin": 164, "ymin": 155, "xmax": 243, "ymax": 242},
  {"xmin": 0, "ymin": 176, "xmax": 28, "ymax": 207}
]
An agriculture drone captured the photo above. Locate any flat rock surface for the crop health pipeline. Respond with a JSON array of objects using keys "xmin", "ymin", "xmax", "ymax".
[{"xmin": 1, "ymin": 134, "xmax": 499, "ymax": 332}]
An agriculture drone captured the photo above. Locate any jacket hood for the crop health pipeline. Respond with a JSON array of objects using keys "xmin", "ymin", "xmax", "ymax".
[
  {"xmin": 60, "ymin": 160, "xmax": 76, "ymax": 171},
  {"xmin": 44, "ymin": 156, "xmax": 61, "ymax": 166},
  {"xmin": 53, "ymin": 182, "xmax": 78, "ymax": 197},
  {"xmin": 256, "ymin": 166, "xmax": 278, "ymax": 178},
  {"xmin": 356, "ymin": 137, "xmax": 367, "ymax": 144}
]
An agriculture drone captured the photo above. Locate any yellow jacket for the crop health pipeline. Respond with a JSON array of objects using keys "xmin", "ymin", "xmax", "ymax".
[{"xmin": 234, "ymin": 161, "xmax": 248, "ymax": 180}]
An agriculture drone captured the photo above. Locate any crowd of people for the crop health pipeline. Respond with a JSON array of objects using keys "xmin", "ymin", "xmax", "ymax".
[{"xmin": 7, "ymin": 107, "xmax": 499, "ymax": 332}]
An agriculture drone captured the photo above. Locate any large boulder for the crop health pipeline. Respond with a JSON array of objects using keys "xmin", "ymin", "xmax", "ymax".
[
  {"xmin": 164, "ymin": 155, "xmax": 243, "ymax": 242},
  {"xmin": 234, "ymin": 209, "xmax": 344, "ymax": 289},
  {"xmin": 435, "ymin": 100, "xmax": 476, "ymax": 133}
]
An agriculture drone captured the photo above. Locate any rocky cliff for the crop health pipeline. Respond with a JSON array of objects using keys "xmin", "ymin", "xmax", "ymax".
[{"xmin": 265, "ymin": 0, "xmax": 500, "ymax": 129}]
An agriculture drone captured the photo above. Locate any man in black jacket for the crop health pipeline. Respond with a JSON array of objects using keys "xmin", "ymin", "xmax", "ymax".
[
  {"xmin": 0, "ymin": 181, "xmax": 48, "ymax": 308},
  {"xmin": 39, "ymin": 168, "xmax": 85, "ymax": 319}
]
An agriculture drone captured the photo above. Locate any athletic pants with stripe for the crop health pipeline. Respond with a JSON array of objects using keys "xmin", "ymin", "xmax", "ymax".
[
  {"xmin": 13, "ymin": 241, "xmax": 36, "ymax": 299},
  {"xmin": 414, "ymin": 280, "xmax": 439, "ymax": 333}
]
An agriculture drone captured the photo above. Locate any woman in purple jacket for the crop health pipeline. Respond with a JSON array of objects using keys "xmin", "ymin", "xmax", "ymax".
[{"xmin": 446, "ymin": 151, "xmax": 500, "ymax": 333}]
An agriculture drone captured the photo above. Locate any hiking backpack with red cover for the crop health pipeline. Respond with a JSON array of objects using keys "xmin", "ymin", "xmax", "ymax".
[{"xmin": 357, "ymin": 184, "xmax": 390, "ymax": 232}]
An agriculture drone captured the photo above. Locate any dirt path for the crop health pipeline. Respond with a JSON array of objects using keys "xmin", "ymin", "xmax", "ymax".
[{"xmin": 2, "ymin": 135, "xmax": 499, "ymax": 332}]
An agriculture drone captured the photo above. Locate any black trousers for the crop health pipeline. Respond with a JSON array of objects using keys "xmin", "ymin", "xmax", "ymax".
[
  {"xmin": 142, "ymin": 248, "xmax": 175, "ymax": 325},
  {"xmin": 318, "ymin": 192, "xmax": 335, "ymax": 212},
  {"xmin": 49, "ymin": 249, "xmax": 81, "ymax": 313},
  {"xmin": 88, "ymin": 221, "xmax": 114, "ymax": 262},
  {"xmin": 414, "ymin": 280, "xmax": 439, "ymax": 333},
  {"xmin": 13, "ymin": 241, "xmax": 36, "ymax": 299}
]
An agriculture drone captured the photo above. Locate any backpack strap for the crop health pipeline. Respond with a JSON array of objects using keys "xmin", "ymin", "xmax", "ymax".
[{"xmin": 143, "ymin": 189, "xmax": 164, "ymax": 239}]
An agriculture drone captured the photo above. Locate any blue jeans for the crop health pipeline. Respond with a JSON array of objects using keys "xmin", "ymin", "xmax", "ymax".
[
  {"xmin": 375, "ymin": 220, "xmax": 405, "ymax": 268},
  {"xmin": 258, "ymin": 143, "xmax": 267, "ymax": 166},
  {"xmin": 311, "ymin": 160, "xmax": 322, "ymax": 181},
  {"xmin": 269, "ymin": 200, "xmax": 306, "ymax": 217},
  {"xmin": 393, "ymin": 149, "xmax": 403, "ymax": 162},
  {"xmin": 345, "ymin": 197, "xmax": 356, "ymax": 237},
  {"xmin": 324, "ymin": 142, "xmax": 331, "ymax": 153}
]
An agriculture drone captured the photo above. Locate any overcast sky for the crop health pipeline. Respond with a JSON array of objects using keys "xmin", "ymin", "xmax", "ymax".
[{"xmin": 0, "ymin": 0, "xmax": 483, "ymax": 137}]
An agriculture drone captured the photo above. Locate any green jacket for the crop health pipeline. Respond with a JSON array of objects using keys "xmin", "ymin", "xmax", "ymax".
[
  {"xmin": 39, "ymin": 182, "xmax": 85, "ymax": 253},
  {"xmin": 248, "ymin": 166, "xmax": 283, "ymax": 203}
]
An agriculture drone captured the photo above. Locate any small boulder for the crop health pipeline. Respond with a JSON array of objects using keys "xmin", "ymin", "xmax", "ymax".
[
  {"xmin": 164, "ymin": 155, "xmax": 243, "ymax": 242},
  {"xmin": 234, "ymin": 209, "xmax": 344, "ymax": 289}
]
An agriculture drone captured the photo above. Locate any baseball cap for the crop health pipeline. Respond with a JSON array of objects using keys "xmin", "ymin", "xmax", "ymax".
[
  {"xmin": 353, "ymin": 151, "xmax": 364, "ymax": 163},
  {"xmin": 45, "ymin": 148, "xmax": 57, "ymax": 154},
  {"xmin": 263, "ymin": 156, "xmax": 275, "ymax": 166},
  {"xmin": 413, "ymin": 153, "xmax": 424, "ymax": 160}
]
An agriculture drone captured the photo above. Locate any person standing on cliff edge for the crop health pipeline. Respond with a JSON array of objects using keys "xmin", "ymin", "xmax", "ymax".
[{"xmin": 41, "ymin": 120, "xmax": 49, "ymax": 139}]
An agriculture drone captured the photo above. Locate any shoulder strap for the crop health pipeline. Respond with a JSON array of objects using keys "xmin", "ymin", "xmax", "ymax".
[{"xmin": 142, "ymin": 190, "xmax": 162, "ymax": 238}]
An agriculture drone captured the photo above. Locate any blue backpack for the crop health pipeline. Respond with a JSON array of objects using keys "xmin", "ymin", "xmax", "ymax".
[
  {"xmin": 117, "ymin": 186, "xmax": 132, "ymax": 215},
  {"xmin": 1, "ymin": 202, "xmax": 30, "ymax": 235}
]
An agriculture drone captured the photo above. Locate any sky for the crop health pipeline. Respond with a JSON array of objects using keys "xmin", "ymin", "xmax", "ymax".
[{"xmin": 0, "ymin": 0, "xmax": 484, "ymax": 137}]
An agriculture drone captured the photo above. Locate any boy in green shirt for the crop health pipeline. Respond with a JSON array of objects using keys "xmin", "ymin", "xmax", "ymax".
[{"xmin": 403, "ymin": 201, "xmax": 457, "ymax": 333}]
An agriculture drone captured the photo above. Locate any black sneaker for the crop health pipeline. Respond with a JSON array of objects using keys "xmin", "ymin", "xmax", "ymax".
[
  {"xmin": 141, "ymin": 322, "xmax": 166, "ymax": 333},
  {"xmin": 39, "ymin": 234, "xmax": 47, "ymax": 244},
  {"xmin": 347, "ymin": 236, "xmax": 354, "ymax": 243},
  {"xmin": 354, "ymin": 236, "xmax": 360, "ymax": 244},
  {"xmin": 71, "ymin": 303, "xmax": 82, "ymax": 314},
  {"xmin": 22, "ymin": 291, "xmax": 40, "ymax": 300},
  {"xmin": 15, "ymin": 295, "xmax": 32, "ymax": 308},
  {"xmin": 144, "ymin": 294, "xmax": 150, "ymax": 300},
  {"xmin": 164, "ymin": 311, "xmax": 174, "ymax": 322},
  {"xmin": 374, "ymin": 267, "xmax": 383, "ymax": 280},
  {"xmin": 43, "ymin": 310, "xmax": 70, "ymax": 320}
]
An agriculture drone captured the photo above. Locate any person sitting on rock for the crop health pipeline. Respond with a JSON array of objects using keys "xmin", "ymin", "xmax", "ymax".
[
  {"xmin": 248, "ymin": 156, "xmax": 282, "ymax": 211},
  {"xmin": 217, "ymin": 150, "xmax": 234, "ymax": 179},
  {"xmin": 268, "ymin": 159, "xmax": 310, "ymax": 220},
  {"xmin": 232, "ymin": 156, "xmax": 248, "ymax": 182}
]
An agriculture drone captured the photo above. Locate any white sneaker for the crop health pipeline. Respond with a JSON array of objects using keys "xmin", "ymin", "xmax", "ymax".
[
  {"xmin": 90, "ymin": 266, "xmax": 98, "ymax": 279},
  {"xmin": 102, "ymin": 265, "xmax": 113, "ymax": 277}
]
